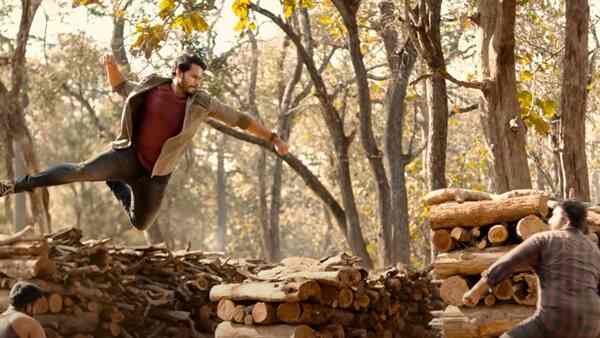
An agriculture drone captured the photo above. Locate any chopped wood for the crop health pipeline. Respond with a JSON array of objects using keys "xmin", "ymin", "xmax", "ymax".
[
  {"xmin": 492, "ymin": 279, "xmax": 513, "ymax": 300},
  {"xmin": 450, "ymin": 227, "xmax": 473, "ymax": 243},
  {"xmin": 215, "ymin": 321, "xmax": 316, "ymax": 338},
  {"xmin": 516, "ymin": 215, "xmax": 549, "ymax": 240},
  {"xmin": 487, "ymin": 224, "xmax": 509, "ymax": 244},
  {"xmin": 424, "ymin": 189, "xmax": 493, "ymax": 206},
  {"xmin": 429, "ymin": 195, "xmax": 549, "ymax": 229},
  {"xmin": 439, "ymin": 276, "xmax": 469, "ymax": 306},
  {"xmin": 209, "ymin": 281, "xmax": 321, "ymax": 303},
  {"xmin": 433, "ymin": 245, "xmax": 523, "ymax": 278},
  {"xmin": 512, "ymin": 273, "xmax": 537, "ymax": 306},
  {"xmin": 252, "ymin": 302, "xmax": 277, "ymax": 325},
  {"xmin": 432, "ymin": 230, "xmax": 455, "ymax": 252}
]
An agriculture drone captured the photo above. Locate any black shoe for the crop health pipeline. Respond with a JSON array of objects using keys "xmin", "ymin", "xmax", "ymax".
[{"xmin": 0, "ymin": 180, "xmax": 15, "ymax": 198}]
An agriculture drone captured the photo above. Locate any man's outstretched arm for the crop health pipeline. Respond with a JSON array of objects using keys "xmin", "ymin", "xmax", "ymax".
[
  {"xmin": 101, "ymin": 54, "xmax": 136, "ymax": 98},
  {"xmin": 206, "ymin": 97, "xmax": 288, "ymax": 156}
]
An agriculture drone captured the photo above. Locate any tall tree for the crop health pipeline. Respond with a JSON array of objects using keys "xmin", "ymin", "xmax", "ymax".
[
  {"xmin": 4, "ymin": 0, "xmax": 51, "ymax": 233},
  {"xmin": 406, "ymin": 0, "xmax": 449, "ymax": 191},
  {"xmin": 476, "ymin": 0, "xmax": 532, "ymax": 192},
  {"xmin": 559, "ymin": 0, "xmax": 590, "ymax": 201}
]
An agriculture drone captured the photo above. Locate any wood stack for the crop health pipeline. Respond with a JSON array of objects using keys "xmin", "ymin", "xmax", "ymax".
[
  {"xmin": 0, "ymin": 226, "xmax": 257, "ymax": 338},
  {"xmin": 211, "ymin": 254, "xmax": 441, "ymax": 338},
  {"xmin": 426, "ymin": 188, "xmax": 600, "ymax": 338}
]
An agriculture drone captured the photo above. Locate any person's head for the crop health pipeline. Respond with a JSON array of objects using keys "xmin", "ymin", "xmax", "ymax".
[
  {"xmin": 172, "ymin": 53, "xmax": 207, "ymax": 95},
  {"xmin": 548, "ymin": 200, "xmax": 588, "ymax": 232},
  {"xmin": 8, "ymin": 281, "xmax": 44, "ymax": 313}
]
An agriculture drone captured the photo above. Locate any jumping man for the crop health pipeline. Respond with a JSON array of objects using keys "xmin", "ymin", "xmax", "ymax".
[{"xmin": 0, "ymin": 53, "xmax": 288, "ymax": 232}]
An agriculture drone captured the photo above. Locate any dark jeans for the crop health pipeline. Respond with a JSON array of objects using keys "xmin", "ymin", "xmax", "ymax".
[{"xmin": 15, "ymin": 146, "xmax": 170, "ymax": 231}]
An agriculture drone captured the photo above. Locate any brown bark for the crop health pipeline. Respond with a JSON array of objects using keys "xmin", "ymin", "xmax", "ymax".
[
  {"xmin": 377, "ymin": 1, "xmax": 419, "ymax": 266},
  {"xmin": 9, "ymin": 0, "xmax": 51, "ymax": 234},
  {"xmin": 477, "ymin": 0, "xmax": 532, "ymax": 193},
  {"xmin": 428, "ymin": 194, "xmax": 548, "ymax": 228},
  {"xmin": 406, "ymin": 0, "xmax": 450, "ymax": 190},
  {"xmin": 431, "ymin": 304, "xmax": 533, "ymax": 338},
  {"xmin": 215, "ymin": 321, "xmax": 315, "ymax": 338},
  {"xmin": 424, "ymin": 189, "xmax": 493, "ymax": 206},
  {"xmin": 559, "ymin": 0, "xmax": 590, "ymax": 201},
  {"xmin": 209, "ymin": 281, "xmax": 321, "ymax": 303},
  {"xmin": 432, "ymin": 245, "xmax": 522, "ymax": 278},
  {"xmin": 216, "ymin": 135, "xmax": 227, "ymax": 252}
]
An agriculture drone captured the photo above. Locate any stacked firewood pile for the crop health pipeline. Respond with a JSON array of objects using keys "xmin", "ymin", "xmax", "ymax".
[
  {"xmin": 210, "ymin": 254, "xmax": 441, "ymax": 338},
  {"xmin": 0, "ymin": 226, "xmax": 256, "ymax": 338},
  {"xmin": 426, "ymin": 188, "xmax": 600, "ymax": 338},
  {"xmin": 0, "ymin": 226, "xmax": 441, "ymax": 338}
]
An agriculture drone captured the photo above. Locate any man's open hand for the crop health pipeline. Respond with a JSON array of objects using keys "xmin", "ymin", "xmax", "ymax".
[{"xmin": 100, "ymin": 54, "xmax": 115, "ymax": 67}]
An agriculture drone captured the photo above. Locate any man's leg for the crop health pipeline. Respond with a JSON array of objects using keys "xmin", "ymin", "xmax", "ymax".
[
  {"xmin": 125, "ymin": 174, "xmax": 171, "ymax": 231},
  {"xmin": 12, "ymin": 147, "xmax": 143, "ymax": 194}
]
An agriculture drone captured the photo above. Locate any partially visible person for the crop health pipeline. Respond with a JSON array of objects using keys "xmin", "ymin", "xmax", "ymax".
[
  {"xmin": 0, "ymin": 281, "xmax": 46, "ymax": 338},
  {"xmin": 463, "ymin": 200, "xmax": 600, "ymax": 338}
]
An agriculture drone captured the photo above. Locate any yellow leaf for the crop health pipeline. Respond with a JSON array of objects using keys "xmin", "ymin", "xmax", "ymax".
[
  {"xmin": 248, "ymin": 22, "xmax": 257, "ymax": 30},
  {"xmin": 190, "ymin": 12, "xmax": 209, "ymax": 32},
  {"xmin": 517, "ymin": 54, "xmax": 531, "ymax": 65},
  {"xmin": 519, "ymin": 70, "xmax": 534, "ymax": 82},
  {"xmin": 517, "ymin": 90, "xmax": 533, "ymax": 109},
  {"xmin": 300, "ymin": 0, "xmax": 315, "ymax": 8},
  {"xmin": 159, "ymin": 0, "xmax": 175, "ymax": 19},
  {"xmin": 283, "ymin": 0, "xmax": 295, "ymax": 18},
  {"xmin": 318, "ymin": 15, "xmax": 333, "ymax": 25},
  {"xmin": 234, "ymin": 17, "xmax": 248, "ymax": 32},
  {"xmin": 537, "ymin": 99, "xmax": 556, "ymax": 119}
]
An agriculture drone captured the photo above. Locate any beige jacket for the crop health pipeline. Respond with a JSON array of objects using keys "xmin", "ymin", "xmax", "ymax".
[{"xmin": 112, "ymin": 74, "xmax": 251, "ymax": 177}]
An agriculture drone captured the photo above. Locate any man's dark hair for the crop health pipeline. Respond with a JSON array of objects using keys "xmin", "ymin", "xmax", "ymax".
[
  {"xmin": 559, "ymin": 200, "xmax": 588, "ymax": 232},
  {"xmin": 9, "ymin": 281, "xmax": 44, "ymax": 309},
  {"xmin": 172, "ymin": 53, "xmax": 207, "ymax": 76}
]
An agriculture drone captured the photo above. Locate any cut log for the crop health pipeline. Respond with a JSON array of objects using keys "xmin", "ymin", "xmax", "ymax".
[
  {"xmin": 0, "ymin": 225, "xmax": 35, "ymax": 245},
  {"xmin": 0, "ymin": 256, "xmax": 56, "ymax": 279},
  {"xmin": 0, "ymin": 240, "xmax": 49, "ymax": 258},
  {"xmin": 252, "ymin": 302, "xmax": 277, "ymax": 325},
  {"xmin": 432, "ymin": 230, "xmax": 454, "ymax": 252},
  {"xmin": 492, "ymin": 279, "xmax": 513, "ymax": 300},
  {"xmin": 277, "ymin": 302, "xmax": 302, "ymax": 323},
  {"xmin": 471, "ymin": 227, "xmax": 481, "ymax": 238},
  {"xmin": 487, "ymin": 224, "xmax": 509, "ymax": 244},
  {"xmin": 209, "ymin": 281, "xmax": 321, "ymax": 303},
  {"xmin": 439, "ymin": 276, "xmax": 469, "ymax": 306},
  {"xmin": 32, "ymin": 296, "xmax": 49, "ymax": 315},
  {"xmin": 512, "ymin": 273, "xmax": 537, "ymax": 306},
  {"xmin": 450, "ymin": 227, "xmax": 472, "ymax": 242},
  {"xmin": 424, "ymin": 189, "xmax": 493, "ymax": 206},
  {"xmin": 430, "ymin": 304, "xmax": 534, "ymax": 338},
  {"xmin": 432, "ymin": 246, "xmax": 522, "ymax": 278},
  {"xmin": 217, "ymin": 299, "xmax": 237, "ymax": 321},
  {"xmin": 320, "ymin": 284, "xmax": 338, "ymax": 307},
  {"xmin": 214, "ymin": 321, "xmax": 315, "ymax": 338},
  {"xmin": 496, "ymin": 189, "xmax": 550, "ymax": 200},
  {"xmin": 516, "ymin": 215, "xmax": 549, "ymax": 240},
  {"xmin": 429, "ymin": 195, "xmax": 549, "ymax": 229},
  {"xmin": 285, "ymin": 270, "xmax": 360, "ymax": 287},
  {"xmin": 232, "ymin": 305, "xmax": 247, "ymax": 323},
  {"xmin": 483, "ymin": 294, "xmax": 496, "ymax": 306},
  {"xmin": 47, "ymin": 293, "xmax": 63, "ymax": 313},
  {"xmin": 338, "ymin": 288, "xmax": 354, "ymax": 309},
  {"xmin": 319, "ymin": 324, "xmax": 345, "ymax": 338},
  {"xmin": 35, "ymin": 312, "xmax": 99, "ymax": 335}
]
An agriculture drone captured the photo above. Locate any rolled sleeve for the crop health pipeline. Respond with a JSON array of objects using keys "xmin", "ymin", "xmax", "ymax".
[
  {"xmin": 113, "ymin": 79, "xmax": 138, "ymax": 98},
  {"xmin": 208, "ymin": 97, "xmax": 252, "ymax": 129},
  {"xmin": 482, "ymin": 234, "xmax": 543, "ymax": 286}
]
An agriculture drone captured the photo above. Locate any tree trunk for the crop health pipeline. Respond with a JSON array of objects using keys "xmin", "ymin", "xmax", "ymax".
[
  {"xmin": 477, "ymin": 0, "xmax": 531, "ymax": 193},
  {"xmin": 8, "ymin": 0, "xmax": 50, "ymax": 234},
  {"xmin": 250, "ymin": 4, "xmax": 373, "ymax": 269},
  {"xmin": 12, "ymin": 141, "xmax": 27, "ymax": 231},
  {"xmin": 334, "ymin": 0, "xmax": 393, "ymax": 267},
  {"xmin": 216, "ymin": 135, "xmax": 227, "ymax": 252},
  {"xmin": 559, "ymin": 0, "xmax": 590, "ymax": 201},
  {"xmin": 410, "ymin": 0, "xmax": 449, "ymax": 191}
]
